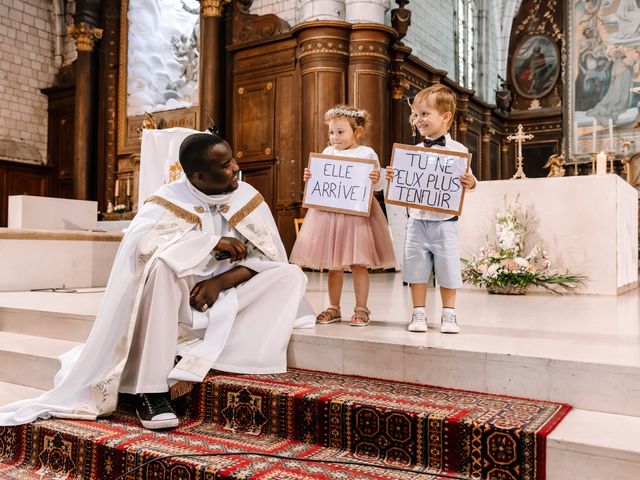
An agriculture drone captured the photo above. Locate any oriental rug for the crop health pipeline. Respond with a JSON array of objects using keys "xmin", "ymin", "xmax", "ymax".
[{"xmin": 0, "ymin": 369, "xmax": 570, "ymax": 480}]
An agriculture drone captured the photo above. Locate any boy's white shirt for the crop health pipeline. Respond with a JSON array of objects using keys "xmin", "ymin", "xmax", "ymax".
[{"xmin": 407, "ymin": 133, "xmax": 477, "ymax": 221}]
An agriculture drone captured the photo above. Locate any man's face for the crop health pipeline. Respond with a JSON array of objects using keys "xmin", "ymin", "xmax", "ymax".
[{"xmin": 191, "ymin": 141, "xmax": 240, "ymax": 195}]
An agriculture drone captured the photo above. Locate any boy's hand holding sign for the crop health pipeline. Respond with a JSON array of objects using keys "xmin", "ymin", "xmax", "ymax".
[
  {"xmin": 385, "ymin": 143, "xmax": 472, "ymax": 216},
  {"xmin": 303, "ymin": 153, "xmax": 376, "ymax": 216}
]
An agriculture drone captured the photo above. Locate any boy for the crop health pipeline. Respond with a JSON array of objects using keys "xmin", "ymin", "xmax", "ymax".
[{"xmin": 386, "ymin": 84, "xmax": 477, "ymax": 334}]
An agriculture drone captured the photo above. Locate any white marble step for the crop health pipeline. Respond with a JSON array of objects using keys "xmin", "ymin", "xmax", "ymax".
[
  {"xmin": 0, "ymin": 285, "xmax": 639, "ymax": 417},
  {"xmin": 0, "ymin": 228, "xmax": 122, "ymax": 291},
  {"xmin": 547, "ymin": 409, "xmax": 640, "ymax": 479},
  {"xmin": 0, "ymin": 381, "xmax": 45, "ymax": 407},
  {"xmin": 0, "ymin": 332, "xmax": 80, "ymax": 390},
  {"xmin": 287, "ymin": 321, "xmax": 640, "ymax": 417}
]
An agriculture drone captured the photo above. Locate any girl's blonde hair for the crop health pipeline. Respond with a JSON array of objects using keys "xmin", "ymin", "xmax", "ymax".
[{"xmin": 324, "ymin": 104, "xmax": 369, "ymax": 133}]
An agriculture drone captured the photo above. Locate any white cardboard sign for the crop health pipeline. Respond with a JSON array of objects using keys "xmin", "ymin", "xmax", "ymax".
[
  {"xmin": 303, "ymin": 153, "xmax": 376, "ymax": 217},
  {"xmin": 385, "ymin": 143, "xmax": 471, "ymax": 215}
]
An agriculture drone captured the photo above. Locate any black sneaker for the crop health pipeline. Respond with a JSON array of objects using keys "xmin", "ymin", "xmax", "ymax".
[{"xmin": 136, "ymin": 393, "xmax": 179, "ymax": 429}]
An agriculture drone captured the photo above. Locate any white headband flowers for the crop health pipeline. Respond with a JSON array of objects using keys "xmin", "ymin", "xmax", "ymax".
[{"xmin": 325, "ymin": 107, "xmax": 366, "ymax": 118}]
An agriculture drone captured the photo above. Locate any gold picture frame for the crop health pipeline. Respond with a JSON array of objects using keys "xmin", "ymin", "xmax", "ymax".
[{"xmin": 117, "ymin": 0, "xmax": 200, "ymax": 155}]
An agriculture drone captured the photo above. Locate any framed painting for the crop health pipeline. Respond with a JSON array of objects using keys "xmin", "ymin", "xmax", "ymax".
[
  {"xmin": 511, "ymin": 34, "xmax": 561, "ymax": 100},
  {"xmin": 117, "ymin": 0, "xmax": 201, "ymax": 154},
  {"xmin": 566, "ymin": 0, "xmax": 640, "ymax": 160}
]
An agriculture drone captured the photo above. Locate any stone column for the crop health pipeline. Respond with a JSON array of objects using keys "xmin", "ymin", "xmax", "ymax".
[
  {"xmin": 346, "ymin": 0, "xmax": 390, "ymax": 24},
  {"xmin": 347, "ymin": 25, "xmax": 397, "ymax": 164},
  {"xmin": 300, "ymin": 0, "xmax": 346, "ymax": 22},
  {"xmin": 293, "ymin": 22, "xmax": 351, "ymax": 162},
  {"xmin": 68, "ymin": 21, "xmax": 102, "ymax": 200},
  {"xmin": 199, "ymin": 0, "xmax": 229, "ymax": 130}
]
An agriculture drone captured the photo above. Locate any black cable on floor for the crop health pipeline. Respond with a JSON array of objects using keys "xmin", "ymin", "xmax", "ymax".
[{"xmin": 113, "ymin": 451, "xmax": 469, "ymax": 480}]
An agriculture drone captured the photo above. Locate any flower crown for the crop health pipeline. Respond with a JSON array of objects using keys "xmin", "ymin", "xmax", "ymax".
[{"xmin": 325, "ymin": 107, "xmax": 366, "ymax": 118}]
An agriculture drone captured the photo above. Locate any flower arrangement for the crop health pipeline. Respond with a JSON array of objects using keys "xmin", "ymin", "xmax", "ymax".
[
  {"xmin": 113, "ymin": 204, "xmax": 128, "ymax": 213},
  {"xmin": 462, "ymin": 196, "xmax": 585, "ymax": 294}
]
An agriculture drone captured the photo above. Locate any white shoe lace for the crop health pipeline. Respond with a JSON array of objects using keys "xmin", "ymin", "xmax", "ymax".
[
  {"xmin": 441, "ymin": 313, "xmax": 457, "ymax": 326},
  {"xmin": 411, "ymin": 313, "xmax": 426, "ymax": 325}
]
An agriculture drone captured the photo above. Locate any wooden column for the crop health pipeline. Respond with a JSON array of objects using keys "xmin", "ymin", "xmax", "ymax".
[
  {"xmin": 348, "ymin": 25, "xmax": 397, "ymax": 165},
  {"xmin": 68, "ymin": 21, "xmax": 102, "ymax": 200},
  {"xmin": 199, "ymin": 0, "xmax": 229, "ymax": 129},
  {"xmin": 389, "ymin": 43, "xmax": 412, "ymax": 148},
  {"xmin": 293, "ymin": 21, "xmax": 351, "ymax": 163}
]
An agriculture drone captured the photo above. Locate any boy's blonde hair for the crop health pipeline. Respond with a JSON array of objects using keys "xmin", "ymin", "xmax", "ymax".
[
  {"xmin": 324, "ymin": 104, "xmax": 370, "ymax": 133},
  {"xmin": 412, "ymin": 84, "xmax": 457, "ymax": 128}
]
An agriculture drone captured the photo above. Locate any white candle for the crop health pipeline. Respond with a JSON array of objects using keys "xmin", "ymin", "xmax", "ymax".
[
  {"xmin": 126, "ymin": 178, "xmax": 131, "ymax": 196},
  {"xmin": 591, "ymin": 118, "xmax": 597, "ymax": 152},
  {"xmin": 596, "ymin": 151, "xmax": 607, "ymax": 175},
  {"xmin": 608, "ymin": 118, "xmax": 614, "ymax": 151},
  {"xmin": 114, "ymin": 179, "xmax": 119, "ymax": 198}
]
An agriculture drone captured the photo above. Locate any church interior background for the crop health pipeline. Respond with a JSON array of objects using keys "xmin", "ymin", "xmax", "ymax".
[{"xmin": 0, "ymin": 1, "xmax": 640, "ymax": 479}]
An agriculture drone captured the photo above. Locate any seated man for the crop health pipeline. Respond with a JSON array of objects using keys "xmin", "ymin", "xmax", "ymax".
[{"xmin": 0, "ymin": 132, "xmax": 314, "ymax": 429}]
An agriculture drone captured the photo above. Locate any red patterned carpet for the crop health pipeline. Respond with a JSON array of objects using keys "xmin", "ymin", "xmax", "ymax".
[{"xmin": 0, "ymin": 369, "xmax": 570, "ymax": 479}]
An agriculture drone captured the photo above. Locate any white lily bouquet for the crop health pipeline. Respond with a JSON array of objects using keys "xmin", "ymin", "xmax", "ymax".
[{"xmin": 462, "ymin": 196, "xmax": 584, "ymax": 294}]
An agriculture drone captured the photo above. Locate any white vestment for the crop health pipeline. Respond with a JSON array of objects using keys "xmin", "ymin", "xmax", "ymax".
[{"xmin": 0, "ymin": 178, "xmax": 314, "ymax": 426}]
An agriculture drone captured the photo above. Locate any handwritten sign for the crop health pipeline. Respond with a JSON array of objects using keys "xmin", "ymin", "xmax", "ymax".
[
  {"xmin": 385, "ymin": 143, "xmax": 471, "ymax": 215},
  {"xmin": 303, "ymin": 153, "xmax": 376, "ymax": 216}
]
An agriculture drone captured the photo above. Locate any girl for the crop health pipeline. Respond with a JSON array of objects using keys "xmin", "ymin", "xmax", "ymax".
[{"xmin": 290, "ymin": 105, "xmax": 396, "ymax": 326}]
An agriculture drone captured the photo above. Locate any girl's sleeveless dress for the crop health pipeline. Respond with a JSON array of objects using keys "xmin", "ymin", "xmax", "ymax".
[{"xmin": 290, "ymin": 145, "xmax": 396, "ymax": 270}]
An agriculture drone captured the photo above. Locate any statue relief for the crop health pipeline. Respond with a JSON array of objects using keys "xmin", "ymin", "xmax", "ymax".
[{"xmin": 118, "ymin": 0, "xmax": 201, "ymax": 154}]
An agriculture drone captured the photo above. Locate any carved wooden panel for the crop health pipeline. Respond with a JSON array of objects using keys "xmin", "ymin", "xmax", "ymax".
[
  {"xmin": 465, "ymin": 129, "xmax": 481, "ymax": 176},
  {"xmin": 240, "ymin": 160, "xmax": 275, "ymax": 211},
  {"xmin": 273, "ymin": 74, "xmax": 299, "ymax": 205},
  {"xmin": 0, "ymin": 161, "xmax": 51, "ymax": 227},
  {"xmin": 43, "ymin": 85, "xmax": 75, "ymax": 199},
  {"xmin": 233, "ymin": 81, "xmax": 275, "ymax": 161},
  {"xmin": 300, "ymin": 68, "xmax": 345, "ymax": 157}
]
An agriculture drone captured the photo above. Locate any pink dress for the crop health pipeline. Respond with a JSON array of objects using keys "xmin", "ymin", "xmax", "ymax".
[{"xmin": 290, "ymin": 145, "xmax": 396, "ymax": 270}]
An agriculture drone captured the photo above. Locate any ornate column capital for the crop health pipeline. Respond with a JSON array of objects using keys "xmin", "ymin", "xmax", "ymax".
[
  {"xmin": 200, "ymin": 0, "xmax": 231, "ymax": 17},
  {"xmin": 68, "ymin": 22, "xmax": 103, "ymax": 52}
]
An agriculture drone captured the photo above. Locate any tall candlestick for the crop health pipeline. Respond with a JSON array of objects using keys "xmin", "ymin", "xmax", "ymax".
[
  {"xmin": 126, "ymin": 178, "xmax": 131, "ymax": 196},
  {"xmin": 608, "ymin": 118, "xmax": 614, "ymax": 151},
  {"xmin": 592, "ymin": 118, "xmax": 597, "ymax": 152},
  {"xmin": 114, "ymin": 179, "xmax": 119, "ymax": 198},
  {"xmin": 596, "ymin": 151, "xmax": 607, "ymax": 175}
]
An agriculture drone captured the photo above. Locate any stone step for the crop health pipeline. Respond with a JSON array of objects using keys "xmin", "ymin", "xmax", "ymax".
[
  {"xmin": 0, "ymin": 381, "xmax": 45, "ymax": 407},
  {"xmin": 0, "ymin": 371, "xmax": 638, "ymax": 480},
  {"xmin": 547, "ymin": 409, "xmax": 640, "ymax": 480},
  {"xmin": 0, "ymin": 228, "xmax": 122, "ymax": 291},
  {"xmin": 288, "ymin": 322, "xmax": 640, "ymax": 418},
  {"xmin": 0, "ymin": 288, "xmax": 639, "ymax": 417},
  {"xmin": 0, "ymin": 332, "xmax": 79, "ymax": 390}
]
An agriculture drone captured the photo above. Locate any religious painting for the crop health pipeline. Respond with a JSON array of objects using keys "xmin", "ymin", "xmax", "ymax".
[
  {"xmin": 511, "ymin": 35, "xmax": 560, "ymax": 99},
  {"xmin": 117, "ymin": 0, "xmax": 201, "ymax": 154},
  {"xmin": 568, "ymin": 0, "xmax": 640, "ymax": 159}
]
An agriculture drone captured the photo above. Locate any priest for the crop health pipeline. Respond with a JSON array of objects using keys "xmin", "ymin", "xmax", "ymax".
[{"xmin": 0, "ymin": 132, "xmax": 314, "ymax": 429}]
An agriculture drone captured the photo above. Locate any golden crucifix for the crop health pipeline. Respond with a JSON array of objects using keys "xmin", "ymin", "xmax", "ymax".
[{"xmin": 507, "ymin": 124, "xmax": 534, "ymax": 179}]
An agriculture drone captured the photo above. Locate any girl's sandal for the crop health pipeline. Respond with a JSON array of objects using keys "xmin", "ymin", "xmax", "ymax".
[
  {"xmin": 350, "ymin": 307, "xmax": 371, "ymax": 327},
  {"xmin": 316, "ymin": 306, "xmax": 341, "ymax": 324}
]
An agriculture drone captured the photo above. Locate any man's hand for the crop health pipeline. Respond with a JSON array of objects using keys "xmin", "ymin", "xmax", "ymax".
[
  {"xmin": 385, "ymin": 166, "xmax": 394, "ymax": 181},
  {"xmin": 369, "ymin": 168, "xmax": 380, "ymax": 183},
  {"xmin": 460, "ymin": 172, "xmax": 476, "ymax": 189},
  {"xmin": 190, "ymin": 277, "xmax": 223, "ymax": 312},
  {"xmin": 303, "ymin": 167, "xmax": 311, "ymax": 182},
  {"xmin": 214, "ymin": 237, "xmax": 248, "ymax": 262},
  {"xmin": 190, "ymin": 266, "xmax": 257, "ymax": 312}
]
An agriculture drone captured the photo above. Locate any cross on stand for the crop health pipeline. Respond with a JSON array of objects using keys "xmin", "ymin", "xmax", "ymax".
[{"xmin": 507, "ymin": 124, "xmax": 534, "ymax": 179}]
